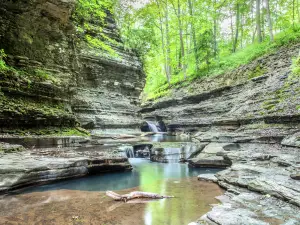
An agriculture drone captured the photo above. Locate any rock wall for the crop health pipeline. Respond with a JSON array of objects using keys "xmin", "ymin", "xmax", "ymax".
[
  {"xmin": 0, "ymin": 0, "xmax": 144, "ymax": 132},
  {"xmin": 142, "ymin": 44, "xmax": 300, "ymax": 133},
  {"xmin": 142, "ymin": 44, "xmax": 300, "ymax": 224}
]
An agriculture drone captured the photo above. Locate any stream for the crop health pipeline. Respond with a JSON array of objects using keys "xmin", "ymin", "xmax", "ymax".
[{"xmin": 0, "ymin": 134, "xmax": 224, "ymax": 225}]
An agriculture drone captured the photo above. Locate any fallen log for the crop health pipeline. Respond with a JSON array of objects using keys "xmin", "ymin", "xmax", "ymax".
[{"xmin": 106, "ymin": 191, "xmax": 174, "ymax": 202}]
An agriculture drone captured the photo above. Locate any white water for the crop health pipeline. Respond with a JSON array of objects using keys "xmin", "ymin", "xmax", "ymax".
[
  {"xmin": 146, "ymin": 121, "xmax": 159, "ymax": 132},
  {"xmin": 125, "ymin": 147, "xmax": 135, "ymax": 158}
]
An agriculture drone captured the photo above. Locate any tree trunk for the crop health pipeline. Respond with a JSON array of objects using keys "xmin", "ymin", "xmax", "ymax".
[
  {"xmin": 233, "ymin": 3, "xmax": 240, "ymax": 52},
  {"xmin": 165, "ymin": 0, "xmax": 172, "ymax": 82},
  {"xmin": 240, "ymin": 13, "xmax": 244, "ymax": 48},
  {"xmin": 213, "ymin": 0, "xmax": 218, "ymax": 59},
  {"xmin": 256, "ymin": 0, "xmax": 262, "ymax": 42},
  {"xmin": 106, "ymin": 191, "xmax": 174, "ymax": 202},
  {"xmin": 297, "ymin": 0, "xmax": 300, "ymax": 22},
  {"xmin": 177, "ymin": 0, "xmax": 187, "ymax": 79},
  {"xmin": 187, "ymin": 0, "xmax": 199, "ymax": 72},
  {"xmin": 265, "ymin": 0, "xmax": 274, "ymax": 42},
  {"xmin": 293, "ymin": 0, "xmax": 295, "ymax": 27},
  {"xmin": 155, "ymin": 0, "xmax": 170, "ymax": 83},
  {"xmin": 230, "ymin": 9, "xmax": 234, "ymax": 47}
]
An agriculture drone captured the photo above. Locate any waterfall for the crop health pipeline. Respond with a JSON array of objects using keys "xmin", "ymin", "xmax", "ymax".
[
  {"xmin": 161, "ymin": 147, "xmax": 181, "ymax": 163},
  {"xmin": 146, "ymin": 121, "xmax": 159, "ymax": 133},
  {"xmin": 125, "ymin": 147, "xmax": 135, "ymax": 158},
  {"xmin": 181, "ymin": 143, "xmax": 197, "ymax": 159}
]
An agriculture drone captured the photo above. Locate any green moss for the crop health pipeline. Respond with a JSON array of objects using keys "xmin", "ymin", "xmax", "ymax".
[
  {"xmin": 261, "ymin": 99, "xmax": 280, "ymax": 112},
  {"xmin": 297, "ymin": 105, "xmax": 300, "ymax": 111},
  {"xmin": 146, "ymin": 89, "xmax": 170, "ymax": 102},
  {"xmin": 74, "ymin": 0, "xmax": 119, "ymax": 58},
  {"xmin": 0, "ymin": 95, "xmax": 66, "ymax": 116},
  {"xmin": 0, "ymin": 49, "xmax": 13, "ymax": 72},
  {"xmin": 85, "ymin": 34, "xmax": 118, "ymax": 57},
  {"xmin": 264, "ymin": 104, "xmax": 276, "ymax": 111},
  {"xmin": 245, "ymin": 122, "xmax": 288, "ymax": 129},
  {"xmin": 248, "ymin": 66, "xmax": 266, "ymax": 80},
  {"xmin": 1, "ymin": 127, "xmax": 90, "ymax": 137},
  {"xmin": 292, "ymin": 55, "xmax": 300, "ymax": 77}
]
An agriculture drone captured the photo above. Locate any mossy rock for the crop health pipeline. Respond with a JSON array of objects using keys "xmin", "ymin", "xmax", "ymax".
[
  {"xmin": 0, "ymin": 143, "xmax": 25, "ymax": 153},
  {"xmin": 247, "ymin": 66, "xmax": 266, "ymax": 80}
]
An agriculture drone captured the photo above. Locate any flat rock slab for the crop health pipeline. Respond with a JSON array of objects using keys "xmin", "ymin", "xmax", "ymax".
[
  {"xmin": 197, "ymin": 190, "xmax": 300, "ymax": 225},
  {"xmin": 197, "ymin": 174, "xmax": 218, "ymax": 183},
  {"xmin": 189, "ymin": 143, "xmax": 233, "ymax": 168},
  {"xmin": 0, "ymin": 147, "xmax": 131, "ymax": 193}
]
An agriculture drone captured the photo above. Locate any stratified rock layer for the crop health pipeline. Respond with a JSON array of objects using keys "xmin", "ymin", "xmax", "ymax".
[
  {"xmin": 0, "ymin": 146, "xmax": 131, "ymax": 193},
  {"xmin": 0, "ymin": 0, "xmax": 144, "ymax": 132},
  {"xmin": 142, "ymin": 44, "xmax": 300, "ymax": 224}
]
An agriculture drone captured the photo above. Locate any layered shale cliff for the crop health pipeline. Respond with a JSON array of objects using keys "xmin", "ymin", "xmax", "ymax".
[
  {"xmin": 142, "ymin": 44, "xmax": 300, "ymax": 224},
  {"xmin": 0, "ymin": 0, "xmax": 144, "ymax": 133}
]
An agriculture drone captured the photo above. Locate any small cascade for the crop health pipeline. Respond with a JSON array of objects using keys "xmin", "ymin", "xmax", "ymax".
[
  {"xmin": 146, "ymin": 121, "xmax": 159, "ymax": 133},
  {"xmin": 162, "ymin": 148, "xmax": 181, "ymax": 163},
  {"xmin": 180, "ymin": 144, "xmax": 197, "ymax": 159},
  {"xmin": 151, "ymin": 143, "xmax": 200, "ymax": 163},
  {"xmin": 125, "ymin": 147, "xmax": 135, "ymax": 158}
]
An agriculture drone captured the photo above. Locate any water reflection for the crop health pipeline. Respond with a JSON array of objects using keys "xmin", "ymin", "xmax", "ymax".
[
  {"xmin": 135, "ymin": 160, "xmax": 222, "ymax": 225},
  {"xmin": 22, "ymin": 159, "xmax": 220, "ymax": 193},
  {"xmin": 3, "ymin": 159, "xmax": 224, "ymax": 225},
  {"xmin": 147, "ymin": 134, "xmax": 191, "ymax": 142}
]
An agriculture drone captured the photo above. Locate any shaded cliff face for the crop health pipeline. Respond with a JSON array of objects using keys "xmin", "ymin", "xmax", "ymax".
[{"xmin": 0, "ymin": 0, "xmax": 144, "ymax": 132}]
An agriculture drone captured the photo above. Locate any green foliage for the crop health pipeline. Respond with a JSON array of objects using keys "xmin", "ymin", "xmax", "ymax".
[
  {"xmin": 33, "ymin": 69, "xmax": 60, "ymax": 84},
  {"xmin": 143, "ymin": 27, "xmax": 300, "ymax": 101},
  {"xmin": 292, "ymin": 55, "xmax": 300, "ymax": 77},
  {"xmin": 117, "ymin": 0, "xmax": 300, "ymax": 102},
  {"xmin": 75, "ymin": 0, "xmax": 112, "ymax": 22},
  {"xmin": 85, "ymin": 35, "xmax": 118, "ymax": 57},
  {"xmin": 34, "ymin": 69, "xmax": 50, "ymax": 80},
  {"xmin": 0, "ymin": 49, "xmax": 9, "ymax": 71},
  {"xmin": 74, "ymin": 0, "xmax": 119, "ymax": 57}
]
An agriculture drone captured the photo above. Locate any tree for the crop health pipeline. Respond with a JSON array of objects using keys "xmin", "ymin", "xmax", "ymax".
[
  {"xmin": 115, "ymin": 0, "xmax": 300, "ymax": 99},
  {"xmin": 187, "ymin": 0, "xmax": 199, "ymax": 71},
  {"xmin": 256, "ymin": 0, "xmax": 262, "ymax": 42},
  {"xmin": 233, "ymin": 2, "xmax": 240, "ymax": 52},
  {"xmin": 265, "ymin": 0, "xmax": 274, "ymax": 41}
]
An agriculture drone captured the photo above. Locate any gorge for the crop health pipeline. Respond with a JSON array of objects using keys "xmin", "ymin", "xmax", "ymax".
[{"xmin": 0, "ymin": 0, "xmax": 300, "ymax": 225}]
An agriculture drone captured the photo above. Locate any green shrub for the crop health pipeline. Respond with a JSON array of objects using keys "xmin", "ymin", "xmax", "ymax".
[
  {"xmin": 0, "ymin": 49, "xmax": 9, "ymax": 71},
  {"xmin": 144, "ymin": 26, "xmax": 300, "ymax": 102}
]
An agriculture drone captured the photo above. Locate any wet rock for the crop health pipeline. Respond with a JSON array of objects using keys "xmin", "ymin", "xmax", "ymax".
[
  {"xmin": 197, "ymin": 174, "xmax": 218, "ymax": 183},
  {"xmin": 0, "ymin": 147, "xmax": 131, "ymax": 193}
]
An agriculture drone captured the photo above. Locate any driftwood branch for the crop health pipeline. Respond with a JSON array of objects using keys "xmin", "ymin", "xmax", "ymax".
[{"xmin": 106, "ymin": 191, "xmax": 174, "ymax": 202}]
